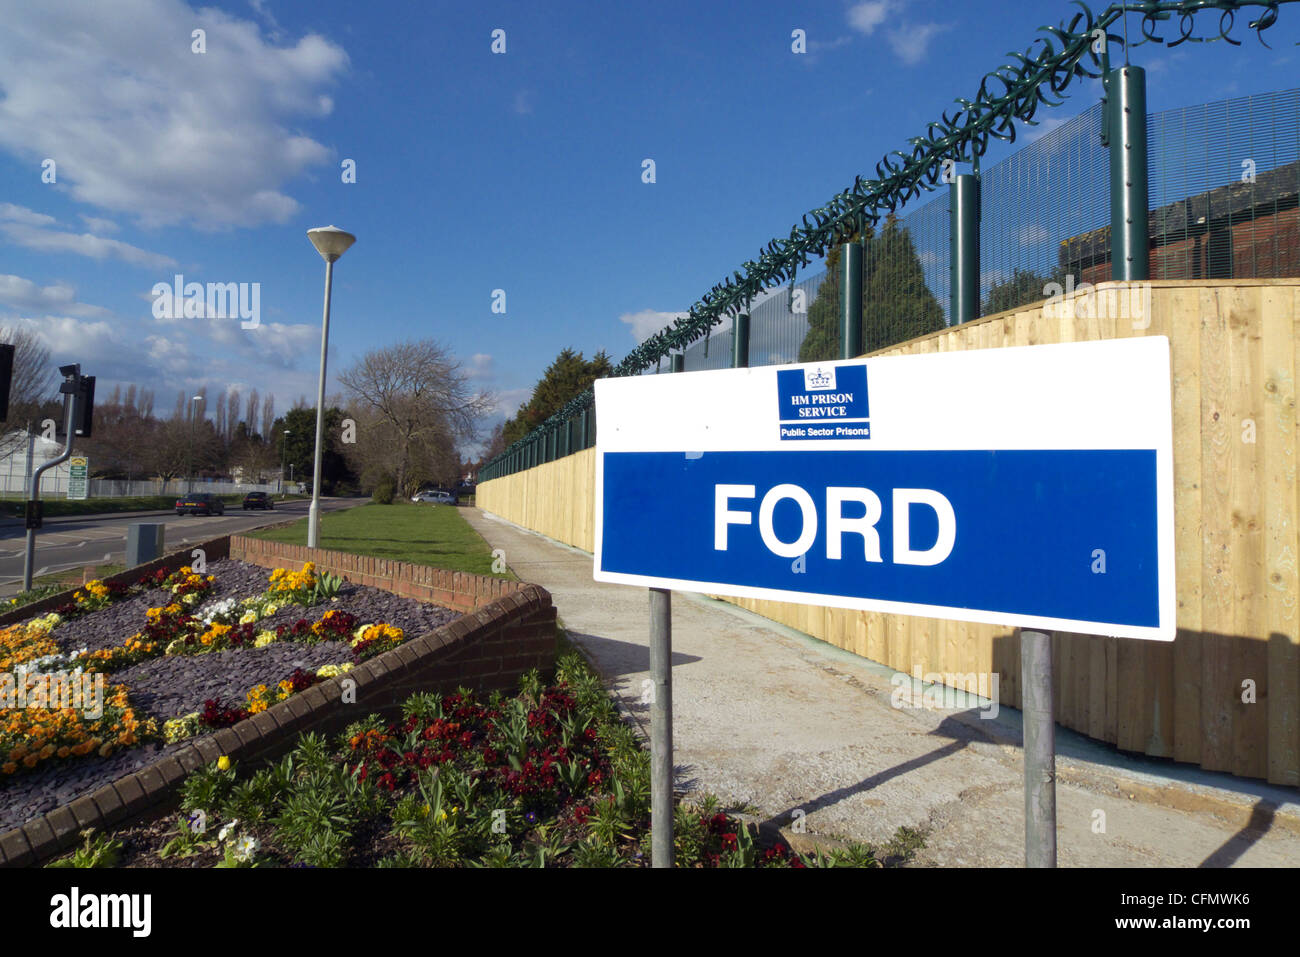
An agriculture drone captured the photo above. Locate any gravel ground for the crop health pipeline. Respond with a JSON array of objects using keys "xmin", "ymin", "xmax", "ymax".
[{"xmin": 1, "ymin": 558, "xmax": 463, "ymax": 835}]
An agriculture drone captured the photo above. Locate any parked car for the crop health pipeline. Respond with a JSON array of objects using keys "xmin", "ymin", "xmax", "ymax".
[
  {"xmin": 412, "ymin": 489, "xmax": 458, "ymax": 505},
  {"xmin": 242, "ymin": 492, "xmax": 274, "ymax": 510},
  {"xmin": 175, "ymin": 493, "xmax": 226, "ymax": 516}
]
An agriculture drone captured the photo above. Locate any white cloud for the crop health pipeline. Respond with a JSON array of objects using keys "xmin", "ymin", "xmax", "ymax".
[
  {"xmin": 847, "ymin": 4, "xmax": 951, "ymax": 65},
  {"xmin": 618, "ymin": 308, "xmax": 688, "ymax": 344},
  {"xmin": 0, "ymin": 0, "xmax": 348, "ymax": 229},
  {"xmin": 0, "ymin": 222, "xmax": 177, "ymax": 268},
  {"xmin": 1021, "ymin": 113, "xmax": 1070, "ymax": 144},
  {"xmin": 807, "ymin": 35, "xmax": 854, "ymax": 55},
  {"xmin": 887, "ymin": 22, "xmax": 951, "ymax": 65},
  {"xmin": 848, "ymin": 1, "xmax": 891, "ymax": 34},
  {"xmin": 1017, "ymin": 224, "xmax": 1052, "ymax": 247},
  {"xmin": 0, "ymin": 203, "xmax": 56, "ymax": 227},
  {"xmin": 0, "ymin": 274, "xmax": 111, "ymax": 317},
  {"xmin": 78, "ymin": 214, "xmax": 119, "ymax": 234}
]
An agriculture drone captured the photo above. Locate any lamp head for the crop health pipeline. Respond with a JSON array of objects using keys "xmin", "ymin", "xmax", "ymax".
[{"xmin": 307, "ymin": 225, "xmax": 356, "ymax": 263}]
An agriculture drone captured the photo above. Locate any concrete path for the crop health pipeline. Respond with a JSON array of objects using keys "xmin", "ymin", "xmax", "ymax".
[{"xmin": 464, "ymin": 507, "xmax": 1300, "ymax": 867}]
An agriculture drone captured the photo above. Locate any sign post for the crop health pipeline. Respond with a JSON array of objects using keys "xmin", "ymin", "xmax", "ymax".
[
  {"xmin": 648, "ymin": 587, "xmax": 673, "ymax": 867},
  {"xmin": 67, "ymin": 456, "xmax": 88, "ymax": 500},
  {"xmin": 594, "ymin": 336, "xmax": 1175, "ymax": 867},
  {"xmin": 1021, "ymin": 628, "xmax": 1056, "ymax": 867}
]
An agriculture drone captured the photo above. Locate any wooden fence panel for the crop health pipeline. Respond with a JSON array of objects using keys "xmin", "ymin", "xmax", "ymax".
[{"xmin": 476, "ymin": 280, "xmax": 1300, "ymax": 784}]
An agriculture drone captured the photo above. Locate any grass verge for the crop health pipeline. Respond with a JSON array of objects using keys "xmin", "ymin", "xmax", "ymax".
[{"xmin": 245, "ymin": 502, "xmax": 508, "ymax": 577}]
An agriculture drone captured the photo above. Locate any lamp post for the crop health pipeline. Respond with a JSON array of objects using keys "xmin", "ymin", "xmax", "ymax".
[
  {"xmin": 280, "ymin": 430, "xmax": 290, "ymax": 495},
  {"xmin": 305, "ymin": 225, "xmax": 355, "ymax": 548},
  {"xmin": 187, "ymin": 395, "xmax": 201, "ymax": 494}
]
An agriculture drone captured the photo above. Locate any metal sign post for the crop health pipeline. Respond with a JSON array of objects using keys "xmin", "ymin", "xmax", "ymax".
[
  {"xmin": 648, "ymin": 586, "xmax": 673, "ymax": 868},
  {"xmin": 1020, "ymin": 629, "xmax": 1056, "ymax": 867},
  {"xmin": 23, "ymin": 384, "xmax": 78, "ymax": 592}
]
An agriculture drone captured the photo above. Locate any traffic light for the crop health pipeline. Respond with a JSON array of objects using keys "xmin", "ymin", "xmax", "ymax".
[
  {"xmin": 74, "ymin": 374, "xmax": 95, "ymax": 437},
  {"xmin": 0, "ymin": 343, "xmax": 13, "ymax": 421}
]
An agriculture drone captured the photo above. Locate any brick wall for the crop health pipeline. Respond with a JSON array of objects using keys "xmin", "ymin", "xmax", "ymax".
[
  {"xmin": 0, "ymin": 535, "xmax": 557, "ymax": 867},
  {"xmin": 228, "ymin": 535, "xmax": 519, "ymax": 613}
]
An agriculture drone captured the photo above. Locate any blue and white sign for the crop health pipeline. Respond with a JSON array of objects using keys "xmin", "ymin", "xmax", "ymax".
[
  {"xmin": 593, "ymin": 337, "xmax": 1176, "ymax": 641},
  {"xmin": 777, "ymin": 364, "xmax": 870, "ymax": 440}
]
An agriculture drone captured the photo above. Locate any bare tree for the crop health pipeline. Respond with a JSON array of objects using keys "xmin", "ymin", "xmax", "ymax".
[
  {"xmin": 339, "ymin": 339, "xmax": 491, "ymax": 495},
  {"xmin": 225, "ymin": 389, "xmax": 240, "ymax": 443},
  {"xmin": 245, "ymin": 389, "xmax": 260, "ymax": 438},
  {"xmin": 0, "ymin": 326, "xmax": 57, "ymax": 455},
  {"xmin": 260, "ymin": 394, "xmax": 274, "ymax": 440},
  {"xmin": 215, "ymin": 394, "xmax": 227, "ymax": 440}
]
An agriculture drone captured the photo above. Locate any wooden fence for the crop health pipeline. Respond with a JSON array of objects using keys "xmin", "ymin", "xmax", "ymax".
[{"xmin": 478, "ymin": 279, "xmax": 1300, "ymax": 786}]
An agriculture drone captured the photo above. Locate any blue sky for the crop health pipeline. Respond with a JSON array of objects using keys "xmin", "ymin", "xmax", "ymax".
[{"xmin": 1, "ymin": 0, "xmax": 1296, "ymax": 455}]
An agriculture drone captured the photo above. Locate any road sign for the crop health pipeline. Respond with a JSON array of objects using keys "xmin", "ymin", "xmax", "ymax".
[
  {"xmin": 594, "ymin": 336, "xmax": 1176, "ymax": 641},
  {"xmin": 67, "ymin": 456, "xmax": 88, "ymax": 500}
]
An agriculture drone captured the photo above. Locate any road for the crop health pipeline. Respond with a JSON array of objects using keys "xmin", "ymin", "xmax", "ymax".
[{"xmin": 0, "ymin": 497, "xmax": 358, "ymax": 596}]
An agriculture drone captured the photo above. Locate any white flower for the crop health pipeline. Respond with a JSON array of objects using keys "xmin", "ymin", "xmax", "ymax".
[
  {"xmin": 232, "ymin": 834, "xmax": 259, "ymax": 862},
  {"xmin": 217, "ymin": 819, "xmax": 239, "ymax": 842}
]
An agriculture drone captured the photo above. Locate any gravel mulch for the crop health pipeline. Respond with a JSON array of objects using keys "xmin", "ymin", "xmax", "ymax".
[{"xmin": 1, "ymin": 559, "xmax": 463, "ymax": 836}]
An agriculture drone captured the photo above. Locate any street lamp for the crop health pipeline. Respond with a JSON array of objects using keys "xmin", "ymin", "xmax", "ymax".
[
  {"xmin": 305, "ymin": 225, "xmax": 355, "ymax": 547},
  {"xmin": 280, "ymin": 430, "xmax": 291, "ymax": 495},
  {"xmin": 187, "ymin": 395, "xmax": 202, "ymax": 494}
]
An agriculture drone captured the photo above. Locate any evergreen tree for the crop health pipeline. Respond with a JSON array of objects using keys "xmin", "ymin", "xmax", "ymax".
[
  {"xmin": 798, "ymin": 216, "xmax": 946, "ymax": 362},
  {"xmin": 504, "ymin": 348, "xmax": 612, "ymax": 446},
  {"xmin": 982, "ymin": 265, "xmax": 1074, "ymax": 316}
]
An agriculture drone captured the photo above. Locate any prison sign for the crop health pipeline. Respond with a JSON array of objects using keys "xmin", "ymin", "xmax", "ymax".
[{"xmin": 593, "ymin": 337, "xmax": 1176, "ymax": 641}]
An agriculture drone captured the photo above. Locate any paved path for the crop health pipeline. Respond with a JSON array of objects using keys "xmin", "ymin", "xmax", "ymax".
[{"xmin": 465, "ymin": 507, "xmax": 1300, "ymax": 867}]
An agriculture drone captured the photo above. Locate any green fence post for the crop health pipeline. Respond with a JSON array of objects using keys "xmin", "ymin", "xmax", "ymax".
[
  {"xmin": 579, "ymin": 409, "xmax": 589, "ymax": 450},
  {"xmin": 841, "ymin": 241, "xmax": 863, "ymax": 359},
  {"xmin": 732, "ymin": 313, "xmax": 750, "ymax": 368},
  {"xmin": 949, "ymin": 172, "xmax": 981, "ymax": 324},
  {"xmin": 1106, "ymin": 65, "xmax": 1150, "ymax": 281}
]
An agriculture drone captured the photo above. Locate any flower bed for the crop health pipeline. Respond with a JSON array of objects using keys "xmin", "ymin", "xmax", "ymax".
[
  {"xmin": 0, "ymin": 559, "xmax": 459, "ymax": 835},
  {"xmin": 38, "ymin": 654, "xmax": 913, "ymax": 868}
]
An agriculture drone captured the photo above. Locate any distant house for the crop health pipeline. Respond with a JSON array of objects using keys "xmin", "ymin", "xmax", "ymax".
[{"xmin": 1059, "ymin": 158, "xmax": 1300, "ymax": 283}]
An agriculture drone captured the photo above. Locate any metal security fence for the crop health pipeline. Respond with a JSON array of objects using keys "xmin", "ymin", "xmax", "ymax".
[
  {"xmin": 481, "ymin": 1, "xmax": 1300, "ymax": 483},
  {"xmin": 1147, "ymin": 87, "xmax": 1300, "ymax": 280}
]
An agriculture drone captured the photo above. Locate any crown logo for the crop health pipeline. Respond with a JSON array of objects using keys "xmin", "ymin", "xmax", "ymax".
[{"xmin": 804, "ymin": 366, "xmax": 835, "ymax": 390}]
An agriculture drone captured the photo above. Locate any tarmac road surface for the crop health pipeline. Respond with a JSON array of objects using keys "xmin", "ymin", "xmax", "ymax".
[{"xmin": 0, "ymin": 497, "xmax": 356, "ymax": 596}]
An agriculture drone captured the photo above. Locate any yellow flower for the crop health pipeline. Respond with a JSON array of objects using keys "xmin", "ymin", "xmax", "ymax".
[{"xmin": 217, "ymin": 755, "xmax": 231, "ymax": 771}]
